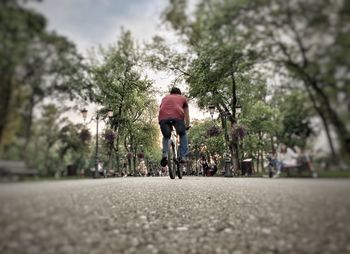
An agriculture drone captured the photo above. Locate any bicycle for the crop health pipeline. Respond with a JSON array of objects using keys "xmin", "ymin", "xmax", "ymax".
[{"xmin": 167, "ymin": 122, "xmax": 189, "ymax": 180}]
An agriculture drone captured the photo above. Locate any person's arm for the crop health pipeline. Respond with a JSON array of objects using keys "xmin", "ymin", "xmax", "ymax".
[
  {"xmin": 277, "ymin": 151, "xmax": 285, "ymax": 162},
  {"xmin": 184, "ymin": 106, "xmax": 190, "ymax": 128},
  {"xmin": 288, "ymin": 148, "xmax": 298, "ymax": 159}
]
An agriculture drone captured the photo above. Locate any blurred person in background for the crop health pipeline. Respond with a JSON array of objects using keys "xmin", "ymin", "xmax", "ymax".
[
  {"xmin": 274, "ymin": 143, "xmax": 298, "ymax": 177},
  {"xmin": 295, "ymin": 146, "xmax": 318, "ymax": 178}
]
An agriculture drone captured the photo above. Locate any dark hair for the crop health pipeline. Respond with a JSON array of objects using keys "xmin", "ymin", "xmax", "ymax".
[{"xmin": 170, "ymin": 87, "xmax": 182, "ymax": 95}]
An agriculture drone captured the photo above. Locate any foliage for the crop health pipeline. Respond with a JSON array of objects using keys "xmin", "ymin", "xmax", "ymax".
[
  {"xmin": 156, "ymin": 0, "xmax": 265, "ymax": 169},
  {"xmin": 144, "ymin": 36, "xmax": 188, "ymax": 82},
  {"xmin": 4, "ymin": 0, "xmax": 348, "ymax": 175},
  {"xmin": 90, "ymin": 29, "xmax": 159, "ymax": 165},
  {"xmin": 103, "ymin": 129, "xmax": 115, "ymax": 144},
  {"xmin": 189, "ymin": 120, "xmax": 225, "ymax": 158},
  {"xmin": 272, "ymin": 90, "xmax": 314, "ymax": 148},
  {"xmin": 0, "ymin": 1, "xmax": 93, "ymax": 158},
  {"xmin": 159, "ymin": 0, "xmax": 350, "ymax": 165},
  {"xmin": 28, "ymin": 104, "xmax": 64, "ymax": 175},
  {"xmin": 206, "ymin": 125, "xmax": 222, "ymax": 138},
  {"xmin": 59, "ymin": 122, "xmax": 91, "ymax": 174},
  {"xmin": 1, "ymin": 2, "xmax": 164, "ymax": 175},
  {"xmin": 80, "ymin": 129, "xmax": 92, "ymax": 144},
  {"xmin": 226, "ymin": 0, "xmax": 349, "ymax": 159},
  {"xmin": 231, "ymin": 124, "xmax": 246, "ymax": 139}
]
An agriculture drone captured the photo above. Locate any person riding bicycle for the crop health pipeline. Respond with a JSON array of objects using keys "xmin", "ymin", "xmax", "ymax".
[{"xmin": 158, "ymin": 87, "xmax": 190, "ymax": 167}]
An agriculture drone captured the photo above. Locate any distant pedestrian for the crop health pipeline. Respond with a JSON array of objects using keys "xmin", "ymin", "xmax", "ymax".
[
  {"xmin": 121, "ymin": 160, "xmax": 128, "ymax": 177},
  {"xmin": 275, "ymin": 143, "xmax": 298, "ymax": 177},
  {"xmin": 295, "ymin": 146, "xmax": 318, "ymax": 178},
  {"xmin": 199, "ymin": 155, "xmax": 209, "ymax": 176},
  {"xmin": 138, "ymin": 159, "xmax": 147, "ymax": 176}
]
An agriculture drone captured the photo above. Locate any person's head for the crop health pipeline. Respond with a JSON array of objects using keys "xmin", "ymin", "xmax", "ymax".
[
  {"xmin": 278, "ymin": 143, "xmax": 287, "ymax": 153},
  {"xmin": 170, "ymin": 87, "xmax": 182, "ymax": 95}
]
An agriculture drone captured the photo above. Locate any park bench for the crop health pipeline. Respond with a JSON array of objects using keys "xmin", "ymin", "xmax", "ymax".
[
  {"xmin": 283, "ymin": 158, "xmax": 313, "ymax": 177},
  {"xmin": 0, "ymin": 160, "xmax": 38, "ymax": 180}
]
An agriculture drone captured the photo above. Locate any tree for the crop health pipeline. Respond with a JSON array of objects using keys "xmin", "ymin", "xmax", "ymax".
[
  {"xmin": 149, "ymin": 0, "xmax": 261, "ymax": 171},
  {"xmin": 226, "ymin": 0, "xmax": 350, "ymax": 162},
  {"xmin": 272, "ymin": 90, "xmax": 314, "ymax": 149},
  {"xmin": 0, "ymin": 0, "xmax": 46, "ymax": 150},
  {"xmin": 188, "ymin": 119, "xmax": 225, "ymax": 169},
  {"xmin": 59, "ymin": 122, "xmax": 91, "ymax": 176},
  {"xmin": 0, "ymin": 1, "xmax": 93, "ymax": 158},
  {"xmin": 160, "ymin": 0, "xmax": 350, "ymax": 165},
  {"xmin": 241, "ymin": 101, "xmax": 280, "ymax": 172},
  {"xmin": 34, "ymin": 104, "xmax": 65, "ymax": 176},
  {"xmin": 90, "ymin": 29, "xmax": 158, "ymax": 173}
]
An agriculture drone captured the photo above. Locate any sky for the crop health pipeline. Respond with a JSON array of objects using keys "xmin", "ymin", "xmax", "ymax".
[
  {"xmin": 28, "ymin": 0, "xmax": 171, "ymax": 53},
  {"xmin": 26, "ymin": 0, "xmax": 207, "ymax": 128}
]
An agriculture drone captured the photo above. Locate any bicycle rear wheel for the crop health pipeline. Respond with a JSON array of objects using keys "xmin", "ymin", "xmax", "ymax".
[
  {"xmin": 177, "ymin": 163, "xmax": 182, "ymax": 179},
  {"xmin": 168, "ymin": 141, "xmax": 176, "ymax": 179}
]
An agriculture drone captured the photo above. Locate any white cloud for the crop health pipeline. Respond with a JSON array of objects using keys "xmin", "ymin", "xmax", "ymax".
[{"xmin": 27, "ymin": 0, "xmax": 171, "ymax": 54}]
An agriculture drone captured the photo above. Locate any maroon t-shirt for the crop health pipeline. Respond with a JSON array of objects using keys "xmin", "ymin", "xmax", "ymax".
[{"xmin": 158, "ymin": 94, "xmax": 188, "ymax": 122}]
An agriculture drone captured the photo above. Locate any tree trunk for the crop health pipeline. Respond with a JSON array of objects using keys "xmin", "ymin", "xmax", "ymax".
[
  {"xmin": 303, "ymin": 82, "xmax": 337, "ymax": 160},
  {"xmin": 115, "ymin": 134, "xmax": 120, "ymax": 174},
  {"xmin": 229, "ymin": 137, "xmax": 240, "ymax": 172},
  {"xmin": 108, "ymin": 143, "xmax": 113, "ymax": 173},
  {"xmin": 43, "ymin": 143, "xmax": 51, "ymax": 176},
  {"xmin": 21, "ymin": 96, "xmax": 36, "ymax": 160},
  {"xmin": 258, "ymin": 132, "xmax": 263, "ymax": 173},
  {"xmin": 287, "ymin": 61, "xmax": 346, "ymax": 159},
  {"xmin": 230, "ymin": 72, "xmax": 237, "ymax": 117},
  {"xmin": 307, "ymin": 78, "xmax": 349, "ymax": 158},
  {"xmin": 0, "ymin": 74, "xmax": 13, "ymax": 149},
  {"xmin": 133, "ymin": 147, "xmax": 137, "ymax": 175},
  {"xmin": 229, "ymin": 71, "xmax": 241, "ymax": 171},
  {"xmin": 270, "ymin": 134, "xmax": 275, "ymax": 154}
]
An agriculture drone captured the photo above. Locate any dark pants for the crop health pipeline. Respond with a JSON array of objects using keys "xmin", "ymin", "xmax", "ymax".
[
  {"xmin": 159, "ymin": 118, "xmax": 188, "ymax": 159},
  {"xmin": 159, "ymin": 118, "xmax": 186, "ymax": 138}
]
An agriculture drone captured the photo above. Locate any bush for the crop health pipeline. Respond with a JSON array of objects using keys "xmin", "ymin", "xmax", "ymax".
[{"xmin": 206, "ymin": 126, "xmax": 222, "ymax": 137}]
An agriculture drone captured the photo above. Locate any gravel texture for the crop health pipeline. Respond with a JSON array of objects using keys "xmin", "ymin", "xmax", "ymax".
[{"xmin": 0, "ymin": 177, "xmax": 350, "ymax": 254}]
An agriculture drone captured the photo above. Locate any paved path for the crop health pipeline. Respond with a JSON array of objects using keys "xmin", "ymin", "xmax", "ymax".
[{"xmin": 1, "ymin": 177, "xmax": 350, "ymax": 254}]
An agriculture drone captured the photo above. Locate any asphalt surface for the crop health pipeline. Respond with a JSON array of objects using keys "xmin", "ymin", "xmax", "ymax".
[{"xmin": 0, "ymin": 177, "xmax": 350, "ymax": 254}]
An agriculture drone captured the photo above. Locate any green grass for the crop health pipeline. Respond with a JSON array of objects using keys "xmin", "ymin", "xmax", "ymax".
[{"xmin": 317, "ymin": 170, "xmax": 350, "ymax": 178}]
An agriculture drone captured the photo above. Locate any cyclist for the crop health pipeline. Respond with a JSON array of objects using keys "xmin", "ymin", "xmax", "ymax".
[{"xmin": 158, "ymin": 87, "xmax": 190, "ymax": 167}]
